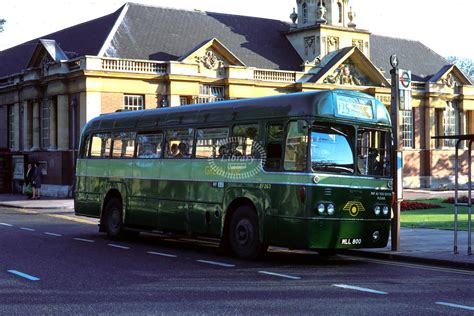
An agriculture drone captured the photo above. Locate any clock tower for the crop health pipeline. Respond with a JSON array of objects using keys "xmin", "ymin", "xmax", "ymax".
[{"xmin": 288, "ymin": 0, "xmax": 370, "ymax": 66}]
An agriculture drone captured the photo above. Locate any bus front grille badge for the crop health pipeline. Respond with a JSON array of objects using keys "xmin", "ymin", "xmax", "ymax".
[{"xmin": 343, "ymin": 201, "xmax": 365, "ymax": 217}]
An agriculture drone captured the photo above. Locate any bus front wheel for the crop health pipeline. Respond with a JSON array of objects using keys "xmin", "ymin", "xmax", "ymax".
[
  {"xmin": 228, "ymin": 205, "xmax": 266, "ymax": 259},
  {"xmin": 103, "ymin": 198, "xmax": 124, "ymax": 239}
]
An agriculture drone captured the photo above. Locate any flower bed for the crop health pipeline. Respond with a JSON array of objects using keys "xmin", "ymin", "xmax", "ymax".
[
  {"xmin": 443, "ymin": 196, "xmax": 470, "ymax": 204},
  {"xmin": 401, "ymin": 201, "xmax": 443, "ymax": 211}
]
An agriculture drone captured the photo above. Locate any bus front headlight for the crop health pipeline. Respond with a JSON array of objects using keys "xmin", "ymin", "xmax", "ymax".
[
  {"xmin": 374, "ymin": 206, "xmax": 381, "ymax": 216},
  {"xmin": 317, "ymin": 203, "xmax": 325, "ymax": 215},
  {"xmin": 327, "ymin": 203, "xmax": 335, "ymax": 215},
  {"xmin": 383, "ymin": 206, "xmax": 389, "ymax": 216}
]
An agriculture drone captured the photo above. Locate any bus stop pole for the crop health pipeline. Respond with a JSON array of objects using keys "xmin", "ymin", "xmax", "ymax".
[{"xmin": 390, "ymin": 56, "xmax": 401, "ymax": 251}]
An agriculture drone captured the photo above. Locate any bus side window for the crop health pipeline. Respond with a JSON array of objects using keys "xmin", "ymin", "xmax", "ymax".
[
  {"xmin": 137, "ymin": 132, "xmax": 163, "ymax": 159},
  {"xmin": 112, "ymin": 132, "xmax": 136, "ymax": 159},
  {"xmin": 196, "ymin": 127, "xmax": 229, "ymax": 158},
  {"xmin": 165, "ymin": 128, "xmax": 194, "ymax": 159},
  {"xmin": 232, "ymin": 124, "xmax": 260, "ymax": 157},
  {"xmin": 264, "ymin": 124, "xmax": 284, "ymax": 171},
  {"xmin": 79, "ymin": 135, "xmax": 90, "ymax": 159},
  {"xmin": 90, "ymin": 133, "xmax": 112, "ymax": 159},
  {"xmin": 284, "ymin": 120, "xmax": 308, "ymax": 172}
]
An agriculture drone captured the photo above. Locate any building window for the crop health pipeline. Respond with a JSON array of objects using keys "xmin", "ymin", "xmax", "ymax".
[
  {"xmin": 180, "ymin": 96, "xmax": 192, "ymax": 106},
  {"xmin": 8, "ymin": 105, "xmax": 14, "ymax": 149},
  {"xmin": 124, "ymin": 95, "xmax": 144, "ymax": 111},
  {"xmin": 41, "ymin": 100, "xmax": 50, "ymax": 149},
  {"xmin": 195, "ymin": 85, "xmax": 225, "ymax": 104},
  {"xmin": 401, "ymin": 110, "xmax": 414, "ymax": 148},
  {"xmin": 442, "ymin": 101, "xmax": 459, "ymax": 147},
  {"xmin": 302, "ymin": 3, "xmax": 308, "ymax": 23}
]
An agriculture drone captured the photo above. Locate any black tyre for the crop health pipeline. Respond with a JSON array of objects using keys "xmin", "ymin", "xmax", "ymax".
[
  {"xmin": 103, "ymin": 198, "xmax": 124, "ymax": 239},
  {"xmin": 228, "ymin": 205, "xmax": 266, "ymax": 259}
]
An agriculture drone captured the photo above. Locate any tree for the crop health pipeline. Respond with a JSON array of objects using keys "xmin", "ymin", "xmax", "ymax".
[
  {"xmin": 447, "ymin": 56, "xmax": 474, "ymax": 80},
  {"xmin": 0, "ymin": 19, "xmax": 5, "ymax": 32}
]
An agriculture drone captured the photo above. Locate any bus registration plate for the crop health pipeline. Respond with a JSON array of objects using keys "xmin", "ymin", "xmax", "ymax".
[{"xmin": 340, "ymin": 238, "xmax": 362, "ymax": 245}]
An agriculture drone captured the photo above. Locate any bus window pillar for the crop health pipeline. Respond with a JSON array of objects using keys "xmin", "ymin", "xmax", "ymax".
[{"xmin": 57, "ymin": 95, "xmax": 69, "ymax": 150}]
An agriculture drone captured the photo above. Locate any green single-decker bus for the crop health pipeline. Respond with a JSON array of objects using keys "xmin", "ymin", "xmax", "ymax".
[{"xmin": 75, "ymin": 90, "xmax": 393, "ymax": 259}]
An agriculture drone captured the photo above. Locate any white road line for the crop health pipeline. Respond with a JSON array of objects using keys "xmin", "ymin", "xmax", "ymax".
[
  {"xmin": 73, "ymin": 238, "xmax": 95, "ymax": 243},
  {"xmin": 196, "ymin": 259, "xmax": 235, "ymax": 268},
  {"xmin": 147, "ymin": 251, "xmax": 177, "ymax": 258},
  {"xmin": 333, "ymin": 284, "xmax": 388, "ymax": 295},
  {"xmin": 108, "ymin": 243, "xmax": 130, "ymax": 250},
  {"xmin": 44, "ymin": 232, "xmax": 62, "ymax": 237},
  {"xmin": 436, "ymin": 302, "xmax": 474, "ymax": 311},
  {"xmin": 7, "ymin": 270, "xmax": 40, "ymax": 281},
  {"xmin": 20, "ymin": 227, "xmax": 35, "ymax": 231},
  {"xmin": 258, "ymin": 271, "xmax": 301, "ymax": 280},
  {"xmin": 0, "ymin": 223, "xmax": 13, "ymax": 227}
]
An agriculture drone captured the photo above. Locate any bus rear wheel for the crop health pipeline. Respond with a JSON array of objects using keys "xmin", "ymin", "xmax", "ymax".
[
  {"xmin": 104, "ymin": 198, "xmax": 124, "ymax": 239},
  {"xmin": 228, "ymin": 205, "xmax": 266, "ymax": 259}
]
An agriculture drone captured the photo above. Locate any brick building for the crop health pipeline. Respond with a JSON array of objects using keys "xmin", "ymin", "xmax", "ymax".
[{"xmin": 0, "ymin": 1, "xmax": 473, "ymax": 196}]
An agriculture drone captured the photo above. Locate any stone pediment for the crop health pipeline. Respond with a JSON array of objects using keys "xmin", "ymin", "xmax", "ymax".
[
  {"xmin": 429, "ymin": 64, "xmax": 473, "ymax": 87},
  {"xmin": 308, "ymin": 46, "xmax": 389, "ymax": 87},
  {"xmin": 27, "ymin": 39, "xmax": 69, "ymax": 69},
  {"xmin": 178, "ymin": 38, "xmax": 246, "ymax": 70}
]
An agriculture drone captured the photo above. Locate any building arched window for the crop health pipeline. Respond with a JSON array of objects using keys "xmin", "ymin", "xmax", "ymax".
[
  {"xmin": 338, "ymin": 1, "xmax": 343, "ymax": 23},
  {"xmin": 302, "ymin": 2, "xmax": 308, "ymax": 24}
]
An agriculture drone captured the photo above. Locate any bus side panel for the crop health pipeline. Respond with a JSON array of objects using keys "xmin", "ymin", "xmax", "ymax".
[
  {"xmin": 128, "ymin": 159, "xmax": 159, "ymax": 229},
  {"xmin": 156, "ymin": 160, "xmax": 191, "ymax": 232},
  {"xmin": 271, "ymin": 183, "xmax": 307, "ymax": 248},
  {"xmin": 187, "ymin": 160, "xmax": 226, "ymax": 236},
  {"xmin": 75, "ymin": 159, "xmax": 92, "ymax": 216},
  {"xmin": 87, "ymin": 160, "xmax": 110, "ymax": 217},
  {"xmin": 222, "ymin": 185, "xmax": 268, "ymax": 243},
  {"xmin": 75, "ymin": 159, "xmax": 105, "ymax": 218}
]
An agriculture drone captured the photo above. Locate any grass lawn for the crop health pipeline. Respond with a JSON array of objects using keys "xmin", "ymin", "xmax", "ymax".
[{"xmin": 400, "ymin": 198, "xmax": 472, "ymax": 231}]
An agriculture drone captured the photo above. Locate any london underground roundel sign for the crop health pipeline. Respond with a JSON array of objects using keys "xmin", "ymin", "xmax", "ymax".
[{"xmin": 398, "ymin": 69, "xmax": 412, "ymax": 91}]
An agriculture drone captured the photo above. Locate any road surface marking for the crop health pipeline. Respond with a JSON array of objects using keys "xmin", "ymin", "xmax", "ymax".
[
  {"xmin": 108, "ymin": 243, "xmax": 130, "ymax": 249},
  {"xmin": 258, "ymin": 271, "xmax": 301, "ymax": 280},
  {"xmin": 15, "ymin": 209, "xmax": 39, "ymax": 214},
  {"xmin": 196, "ymin": 260, "xmax": 235, "ymax": 268},
  {"xmin": 147, "ymin": 251, "xmax": 177, "ymax": 258},
  {"xmin": 47, "ymin": 214, "xmax": 97, "ymax": 225},
  {"xmin": 20, "ymin": 227, "xmax": 35, "ymax": 231},
  {"xmin": 333, "ymin": 284, "xmax": 388, "ymax": 295},
  {"xmin": 73, "ymin": 238, "xmax": 94, "ymax": 243},
  {"xmin": 7, "ymin": 270, "xmax": 40, "ymax": 281},
  {"xmin": 436, "ymin": 302, "xmax": 474, "ymax": 311},
  {"xmin": 343, "ymin": 255, "xmax": 474, "ymax": 276},
  {"xmin": 45, "ymin": 232, "xmax": 62, "ymax": 237},
  {"xmin": 0, "ymin": 223, "xmax": 13, "ymax": 227}
]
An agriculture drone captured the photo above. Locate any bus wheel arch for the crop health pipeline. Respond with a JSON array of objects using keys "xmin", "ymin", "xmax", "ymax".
[
  {"xmin": 101, "ymin": 189, "xmax": 123, "ymax": 237},
  {"xmin": 222, "ymin": 198, "xmax": 267, "ymax": 259}
]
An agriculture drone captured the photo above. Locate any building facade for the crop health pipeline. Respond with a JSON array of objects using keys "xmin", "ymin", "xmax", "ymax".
[{"xmin": 0, "ymin": 1, "xmax": 473, "ymax": 196}]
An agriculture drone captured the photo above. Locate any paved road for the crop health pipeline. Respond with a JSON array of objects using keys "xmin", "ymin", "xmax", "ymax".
[{"xmin": 1, "ymin": 206, "xmax": 474, "ymax": 315}]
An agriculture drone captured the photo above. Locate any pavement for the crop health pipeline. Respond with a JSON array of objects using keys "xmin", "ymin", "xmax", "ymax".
[{"xmin": 1, "ymin": 190, "xmax": 473, "ymax": 269}]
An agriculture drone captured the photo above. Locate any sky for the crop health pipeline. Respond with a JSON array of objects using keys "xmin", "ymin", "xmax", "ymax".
[{"xmin": 0, "ymin": 0, "xmax": 473, "ymax": 60}]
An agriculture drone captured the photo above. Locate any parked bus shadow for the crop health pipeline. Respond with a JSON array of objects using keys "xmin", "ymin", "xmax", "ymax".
[{"xmin": 114, "ymin": 232, "xmax": 361, "ymax": 267}]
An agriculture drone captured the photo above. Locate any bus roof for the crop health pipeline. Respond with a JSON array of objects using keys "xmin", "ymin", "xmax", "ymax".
[{"xmin": 83, "ymin": 90, "xmax": 391, "ymax": 133}]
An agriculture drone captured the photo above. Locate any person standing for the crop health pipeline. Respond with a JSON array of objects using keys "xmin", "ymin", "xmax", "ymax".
[{"xmin": 31, "ymin": 162, "xmax": 42, "ymax": 199}]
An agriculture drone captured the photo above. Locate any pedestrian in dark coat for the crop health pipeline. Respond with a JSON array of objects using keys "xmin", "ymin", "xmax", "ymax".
[{"xmin": 32, "ymin": 162, "xmax": 42, "ymax": 199}]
